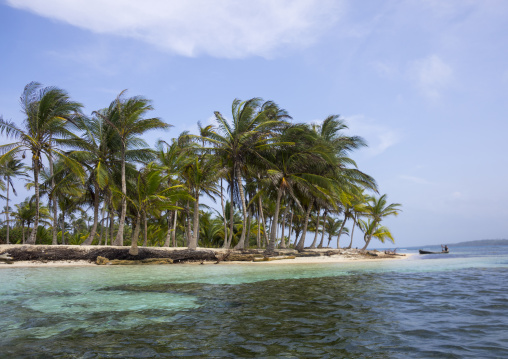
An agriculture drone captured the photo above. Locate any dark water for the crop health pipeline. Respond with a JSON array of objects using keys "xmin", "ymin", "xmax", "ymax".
[{"xmin": 1, "ymin": 245, "xmax": 507, "ymax": 358}]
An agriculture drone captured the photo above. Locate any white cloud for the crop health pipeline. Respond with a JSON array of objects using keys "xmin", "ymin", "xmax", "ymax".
[
  {"xmin": 7, "ymin": 0, "xmax": 343, "ymax": 58},
  {"xmin": 346, "ymin": 115, "xmax": 402, "ymax": 157},
  {"xmin": 409, "ymin": 54, "xmax": 453, "ymax": 99},
  {"xmin": 399, "ymin": 175, "xmax": 434, "ymax": 185}
]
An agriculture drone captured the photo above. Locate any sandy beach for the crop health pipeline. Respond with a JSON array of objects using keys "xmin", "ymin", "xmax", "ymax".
[{"xmin": 0, "ymin": 244, "xmax": 413, "ymax": 268}]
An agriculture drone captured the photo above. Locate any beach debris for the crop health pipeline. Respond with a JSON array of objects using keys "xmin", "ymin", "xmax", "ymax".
[
  {"xmin": 215, "ymin": 250, "xmax": 231, "ymax": 264},
  {"xmin": 96, "ymin": 256, "xmax": 174, "ymax": 265},
  {"xmin": 225, "ymin": 253, "xmax": 264, "ymax": 261},
  {"xmin": 96, "ymin": 256, "xmax": 109, "ymax": 265},
  {"xmin": 253, "ymin": 255, "xmax": 296, "ymax": 262},
  {"xmin": 0, "ymin": 253, "xmax": 14, "ymax": 264}
]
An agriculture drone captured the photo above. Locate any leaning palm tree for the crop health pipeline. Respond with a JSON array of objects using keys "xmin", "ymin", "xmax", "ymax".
[
  {"xmin": 0, "ymin": 154, "xmax": 29, "ymax": 244},
  {"xmin": 359, "ymin": 219, "xmax": 394, "ymax": 249},
  {"xmin": 96, "ymin": 90, "xmax": 171, "ymax": 246},
  {"xmin": 361, "ymin": 194, "xmax": 401, "ymax": 250},
  {"xmin": 0, "ymin": 82, "xmax": 83, "ymax": 244}
]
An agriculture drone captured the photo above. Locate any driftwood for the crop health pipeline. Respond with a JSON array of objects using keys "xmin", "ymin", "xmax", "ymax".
[
  {"xmin": 0, "ymin": 253, "xmax": 13, "ymax": 264},
  {"xmin": 253, "ymin": 255, "xmax": 296, "ymax": 262},
  {"xmin": 215, "ymin": 250, "xmax": 232, "ymax": 264},
  {"xmin": 225, "ymin": 253, "xmax": 264, "ymax": 261},
  {"xmin": 96, "ymin": 256, "xmax": 174, "ymax": 265}
]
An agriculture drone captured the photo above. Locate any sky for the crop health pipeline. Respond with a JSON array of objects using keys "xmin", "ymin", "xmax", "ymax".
[{"xmin": 1, "ymin": 0, "xmax": 507, "ymax": 248}]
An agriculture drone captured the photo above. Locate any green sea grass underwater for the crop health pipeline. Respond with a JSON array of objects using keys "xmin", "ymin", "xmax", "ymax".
[{"xmin": 1, "ymin": 246, "xmax": 508, "ymax": 358}]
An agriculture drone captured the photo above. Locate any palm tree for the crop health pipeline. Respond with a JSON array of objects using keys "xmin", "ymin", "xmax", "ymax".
[
  {"xmin": 264, "ymin": 125, "xmax": 338, "ymax": 253},
  {"xmin": 359, "ymin": 219, "xmax": 394, "ymax": 248},
  {"xmin": 324, "ymin": 217, "xmax": 349, "ymax": 248},
  {"xmin": 96, "ymin": 90, "xmax": 171, "ymax": 246},
  {"xmin": 198, "ymin": 212, "xmax": 224, "ymax": 247},
  {"xmin": 201, "ymin": 98, "xmax": 290, "ymax": 249},
  {"xmin": 155, "ymin": 137, "xmax": 192, "ymax": 247},
  {"xmin": 361, "ymin": 194, "xmax": 401, "ymax": 250},
  {"xmin": 181, "ymin": 154, "xmax": 220, "ymax": 249},
  {"xmin": 71, "ymin": 113, "xmax": 122, "ymax": 245},
  {"xmin": 13, "ymin": 198, "xmax": 51, "ymax": 244},
  {"xmin": 126, "ymin": 163, "xmax": 185, "ymax": 255},
  {"xmin": 0, "ymin": 82, "xmax": 83, "ymax": 244},
  {"xmin": 0, "ymin": 154, "xmax": 29, "ymax": 244}
]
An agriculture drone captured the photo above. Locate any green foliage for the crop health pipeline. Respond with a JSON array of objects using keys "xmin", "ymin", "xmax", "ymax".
[{"xmin": 0, "ymin": 86, "xmax": 401, "ymax": 251}]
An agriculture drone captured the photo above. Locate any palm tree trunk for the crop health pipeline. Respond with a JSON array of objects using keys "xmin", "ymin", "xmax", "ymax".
[
  {"xmin": 49, "ymin": 147, "xmax": 58, "ymax": 246},
  {"xmin": 234, "ymin": 166, "xmax": 247, "ymax": 249},
  {"xmin": 256, "ymin": 207, "xmax": 261, "ymax": 248},
  {"xmin": 142, "ymin": 211, "xmax": 148, "ymax": 247},
  {"xmin": 337, "ymin": 217, "xmax": 347, "ymax": 249},
  {"xmin": 327, "ymin": 233, "xmax": 333, "ymax": 247},
  {"xmin": 288, "ymin": 211, "xmax": 294, "ymax": 248},
  {"xmin": 164, "ymin": 210, "xmax": 172, "ymax": 247},
  {"xmin": 6, "ymin": 179, "xmax": 9, "ymax": 244},
  {"xmin": 99, "ymin": 204, "xmax": 106, "ymax": 245},
  {"xmin": 295, "ymin": 199, "xmax": 313, "ymax": 251},
  {"xmin": 82, "ymin": 184, "xmax": 100, "ymax": 246},
  {"xmin": 129, "ymin": 214, "xmax": 141, "ymax": 255},
  {"xmin": 172, "ymin": 209, "xmax": 178, "ymax": 247},
  {"xmin": 310, "ymin": 208, "xmax": 321, "ymax": 249},
  {"xmin": 114, "ymin": 144, "xmax": 126, "ymax": 246},
  {"xmin": 28, "ymin": 159, "xmax": 39, "ymax": 245},
  {"xmin": 258, "ymin": 195, "xmax": 269, "ymax": 248},
  {"xmin": 104, "ymin": 211, "xmax": 109, "ymax": 245},
  {"xmin": 185, "ymin": 201, "xmax": 192, "ymax": 247},
  {"xmin": 318, "ymin": 210, "xmax": 327, "ymax": 248},
  {"xmin": 220, "ymin": 179, "xmax": 229, "ymax": 249},
  {"xmin": 346, "ymin": 214, "xmax": 357, "ymax": 249},
  {"xmin": 280, "ymin": 204, "xmax": 289, "ymax": 249},
  {"xmin": 226, "ymin": 181, "xmax": 234, "ymax": 249},
  {"xmin": 246, "ymin": 206, "xmax": 252, "ymax": 249},
  {"xmin": 266, "ymin": 189, "xmax": 283, "ymax": 254},
  {"xmin": 22, "ymin": 222, "xmax": 25, "ymax": 244},
  {"xmin": 61, "ymin": 213, "xmax": 65, "ymax": 245},
  {"xmin": 109, "ymin": 205, "xmax": 114, "ymax": 246},
  {"xmin": 361, "ymin": 234, "xmax": 373, "ymax": 250},
  {"xmin": 190, "ymin": 195, "xmax": 199, "ymax": 249}
]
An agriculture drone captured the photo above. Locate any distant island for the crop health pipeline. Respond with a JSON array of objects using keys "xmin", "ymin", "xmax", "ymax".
[
  {"xmin": 452, "ymin": 239, "xmax": 508, "ymax": 246},
  {"xmin": 407, "ymin": 239, "xmax": 508, "ymax": 250}
]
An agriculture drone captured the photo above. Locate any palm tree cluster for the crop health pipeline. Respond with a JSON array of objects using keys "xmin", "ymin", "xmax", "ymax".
[{"xmin": 0, "ymin": 82, "xmax": 401, "ymax": 253}]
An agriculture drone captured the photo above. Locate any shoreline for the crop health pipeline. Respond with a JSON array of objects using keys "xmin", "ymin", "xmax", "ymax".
[{"xmin": 0, "ymin": 244, "xmax": 414, "ymax": 268}]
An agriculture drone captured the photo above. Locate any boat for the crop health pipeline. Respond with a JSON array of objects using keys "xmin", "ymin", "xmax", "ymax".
[{"xmin": 419, "ymin": 249, "xmax": 449, "ymax": 254}]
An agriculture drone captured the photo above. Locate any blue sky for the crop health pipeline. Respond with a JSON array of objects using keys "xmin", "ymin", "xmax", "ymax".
[{"xmin": 1, "ymin": 0, "xmax": 507, "ymax": 247}]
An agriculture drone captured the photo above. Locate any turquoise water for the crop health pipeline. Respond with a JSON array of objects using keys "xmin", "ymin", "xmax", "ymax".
[{"xmin": 1, "ymin": 246, "xmax": 507, "ymax": 358}]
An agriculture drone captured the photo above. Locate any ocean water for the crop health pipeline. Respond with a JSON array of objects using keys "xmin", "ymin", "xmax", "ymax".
[{"xmin": 1, "ymin": 245, "xmax": 507, "ymax": 358}]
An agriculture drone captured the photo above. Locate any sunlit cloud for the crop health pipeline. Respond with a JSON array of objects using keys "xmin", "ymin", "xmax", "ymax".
[
  {"xmin": 346, "ymin": 115, "xmax": 402, "ymax": 157},
  {"xmin": 7, "ymin": 0, "xmax": 344, "ymax": 58},
  {"xmin": 409, "ymin": 54, "xmax": 453, "ymax": 99}
]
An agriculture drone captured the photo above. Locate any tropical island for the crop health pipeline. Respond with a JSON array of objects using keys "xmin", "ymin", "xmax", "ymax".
[{"xmin": 0, "ymin": 82, "xmax": 402, "ymax": 265}]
